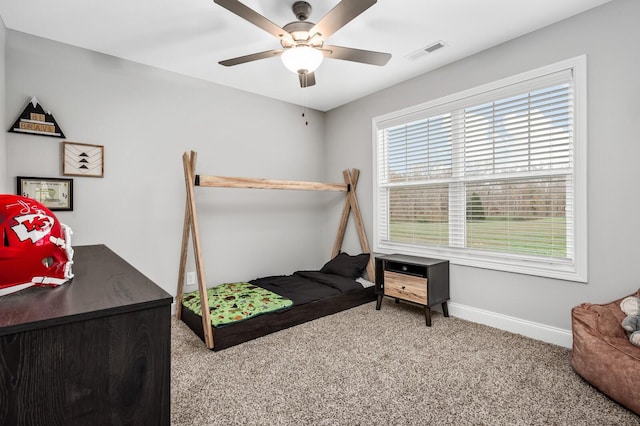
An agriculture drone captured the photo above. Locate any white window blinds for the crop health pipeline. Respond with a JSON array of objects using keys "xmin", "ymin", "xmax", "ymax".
[{"xmin": 374, "ymin": 57, "xmax": 587, "ymax": 282}]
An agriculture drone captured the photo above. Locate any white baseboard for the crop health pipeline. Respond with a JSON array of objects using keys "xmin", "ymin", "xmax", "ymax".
[{"xmin": 447, "ymin": 302, "xmax": 573, "ymax": 348}]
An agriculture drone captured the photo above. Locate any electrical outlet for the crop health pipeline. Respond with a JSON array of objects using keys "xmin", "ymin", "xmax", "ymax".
[{"xmin": 186, "ymin": 272, "xmax": 196, "ymax": 285}]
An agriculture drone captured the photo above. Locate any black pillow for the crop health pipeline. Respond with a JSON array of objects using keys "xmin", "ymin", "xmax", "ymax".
[{"xmin": 320, "ymin": 252, "xmax": 370, "ymax": 279}]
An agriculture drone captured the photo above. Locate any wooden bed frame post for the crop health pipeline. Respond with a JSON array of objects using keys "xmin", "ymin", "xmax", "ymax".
[
  {"xmin": 176, "ymin": 152, "xmax": 197, "ymax": 319},
  {"xmin": 332, "ymin": 169, "xmax": 375, "ymax": 281},
  {"xmin": 178, "ymin": 151, "xmax": 215, "ymax": 349}
]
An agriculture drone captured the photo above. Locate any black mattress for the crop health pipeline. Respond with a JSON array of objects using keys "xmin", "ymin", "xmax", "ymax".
[
  {"xmin": 180, "ymin": 270, "xmax": 376, "ymax": 351},
  {"xmin": 250, "ymin": 271, "xmax": 365, "ymax": 305}
]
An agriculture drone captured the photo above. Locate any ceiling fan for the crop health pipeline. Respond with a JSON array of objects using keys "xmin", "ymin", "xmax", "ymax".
[{"xmin": 214, "ymin": 0, "xmax": 391, "ymax": 88}]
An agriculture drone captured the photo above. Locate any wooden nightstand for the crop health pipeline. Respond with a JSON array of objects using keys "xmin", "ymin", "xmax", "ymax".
[{"xmin": 375, "ymin": 254, "xmax": 450, "ymax": 326}]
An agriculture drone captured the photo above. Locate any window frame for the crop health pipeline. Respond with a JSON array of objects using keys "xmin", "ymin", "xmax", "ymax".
[{"xmin": 372, "ymin": 56, "xmax": 587, "ymax": 282}]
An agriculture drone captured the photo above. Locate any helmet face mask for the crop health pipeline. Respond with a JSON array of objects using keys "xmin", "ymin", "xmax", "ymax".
[{"xmin": 0, "ymin": 195, "xmax": 74, "ymax": 296}]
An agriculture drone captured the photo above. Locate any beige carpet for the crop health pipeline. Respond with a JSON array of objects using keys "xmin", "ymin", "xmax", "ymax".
[{"xmin": 170, "ymin": 300, "xmax": 639, "ymax": 425}]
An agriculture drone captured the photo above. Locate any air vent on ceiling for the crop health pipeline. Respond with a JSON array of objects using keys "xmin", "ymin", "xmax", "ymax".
[{"xmin": 405, "ymin": 40, "xmax": 446, "ymax": 61}]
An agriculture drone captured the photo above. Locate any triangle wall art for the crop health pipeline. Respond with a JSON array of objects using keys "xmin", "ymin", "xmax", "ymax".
[
  {"xmin": 9, "ymin": 96, "xmax": 66, "ymax": 138},
  {"xmin": 62, "ymin": 141, "xmax": 104, "ymax": 178}
]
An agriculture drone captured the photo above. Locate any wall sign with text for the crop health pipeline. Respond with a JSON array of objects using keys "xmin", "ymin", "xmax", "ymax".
[{"xmin": 9, "ymin": 96, "xmax": 66, "ymax": 138}]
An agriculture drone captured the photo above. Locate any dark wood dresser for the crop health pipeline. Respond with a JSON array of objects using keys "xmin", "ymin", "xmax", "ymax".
[{"xmin": 0, "ymin": 244, "xmax": 173, "ymax": 425}]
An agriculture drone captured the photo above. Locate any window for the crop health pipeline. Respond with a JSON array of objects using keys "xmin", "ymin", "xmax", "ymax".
[{"xmin": 373, "ymin": 56, "xmax": 587, "ymax": 282}]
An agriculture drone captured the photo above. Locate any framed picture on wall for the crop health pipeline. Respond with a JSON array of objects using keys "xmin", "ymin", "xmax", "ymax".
[
  {"xmin": 62, "ymin": 141, "xmax": 104, "ymax": 178},
  {"xmin": 17, "ymin": 176, "xmax": 73, "ymax": 211}
]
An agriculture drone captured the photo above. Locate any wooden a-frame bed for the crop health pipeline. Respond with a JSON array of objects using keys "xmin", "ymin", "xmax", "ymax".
[{"xmin": 176, "ymin": 151, "xmax": 376, "ymax": 350}]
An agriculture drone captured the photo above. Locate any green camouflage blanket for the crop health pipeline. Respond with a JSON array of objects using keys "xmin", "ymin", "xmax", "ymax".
[{"xmin": 182, "ymin": 282, "xmax": 293, "ymax": 327}]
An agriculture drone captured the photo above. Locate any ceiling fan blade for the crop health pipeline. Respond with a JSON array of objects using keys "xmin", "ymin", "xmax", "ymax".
[
  {"xmin": 214, "ymin": 0, "xmax": 294, "ymax": 45},
  {"xmin": 322, "ymin": 45, "xmax": 391, "ymax": 66},
  {"xmin": 309, "ymin": 0, "xmax": 377, "ymax": 41},
  {"xmin": 219, "ymin": 49, "xmax": 283, "ymax": 66},
  {"xmin": 299, "ymin": 72, "xmax": 316, "ymax": 88}
]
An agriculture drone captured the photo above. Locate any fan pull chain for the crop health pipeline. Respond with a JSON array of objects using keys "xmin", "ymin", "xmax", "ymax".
[{"xmin": 303, "ymin": 79, "xmax": 309, "ymax": 126}]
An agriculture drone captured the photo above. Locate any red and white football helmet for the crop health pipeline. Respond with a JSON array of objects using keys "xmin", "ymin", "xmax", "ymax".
[{"xmin": 0, "ymin": 194, "xmax": 74, "ymax": 296}]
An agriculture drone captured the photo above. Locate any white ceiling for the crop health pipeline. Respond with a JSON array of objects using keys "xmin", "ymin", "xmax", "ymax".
[{"xmin": 0, "ymin": 0, "xmax": 611, "ymax": 112}]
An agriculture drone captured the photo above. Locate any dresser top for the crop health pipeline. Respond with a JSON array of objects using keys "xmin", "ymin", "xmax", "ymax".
[{"xmin": 0, "ymin": 244, "xmax": 173, "ymax": 336}]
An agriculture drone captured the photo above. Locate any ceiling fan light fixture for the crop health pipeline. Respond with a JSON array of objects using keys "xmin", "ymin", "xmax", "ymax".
[{"xmin": 281, "ymin": 46, "xmax": 323, "ymax": 74}]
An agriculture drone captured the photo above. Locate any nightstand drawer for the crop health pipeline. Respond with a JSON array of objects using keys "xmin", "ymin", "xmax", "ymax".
[{"xmin": 384, "ymin": 271, "xmax": 427, "ymax": 304}]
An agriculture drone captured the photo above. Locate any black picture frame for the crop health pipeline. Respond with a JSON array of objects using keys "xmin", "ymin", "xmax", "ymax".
[{"xmin": 16, "ymin": 176, "xmax": 74, "ymax": 211}]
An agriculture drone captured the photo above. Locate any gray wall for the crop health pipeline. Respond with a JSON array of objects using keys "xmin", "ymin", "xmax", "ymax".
[
  {"xmin": 0, "ymin": 18, "xmax": 6, "ymax": 193},
  {"xmin": 325, "ymin": 0, "xmax": 640, "ymax": 342},
  {"xmin": 4, "ymin": 30, "xmax": 330, "ymax": 297}
]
